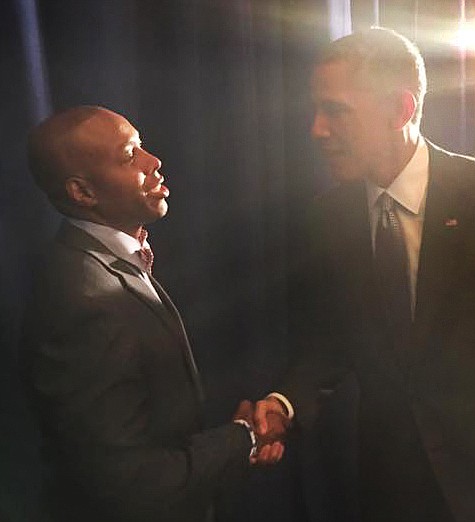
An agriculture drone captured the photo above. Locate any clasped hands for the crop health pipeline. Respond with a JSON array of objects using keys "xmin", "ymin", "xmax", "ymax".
[{"xmin": 233, "ymin": 397, "xmax": 291, "ymax": 465}]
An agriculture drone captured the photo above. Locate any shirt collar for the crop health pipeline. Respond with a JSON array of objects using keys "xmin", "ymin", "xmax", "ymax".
[
  {"xmin": 366, "ymin": 136, "xmax": 429, "ymax": 215},
  {"xmin": 67, "ymin": 219, "xmax": 151, "ymax": 272}
]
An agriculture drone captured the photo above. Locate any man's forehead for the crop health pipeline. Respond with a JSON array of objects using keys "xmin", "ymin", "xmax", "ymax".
[
  {"xmin": 118, "ymin": 122, "xmax": 140, "ymax": 143},
  {"xmin": 312, "ymin": 62, "xmax": 350, "ymax": 100},
  {"xmin": 74, "ymin": 112, "xmax": 139, "ymax": 144},
  {"xmin": 311, "ymin": 59, "xmax": 373, "ymax": 101},
  {"xmin": 313, "ymin": 60, "xmax": 353, "ymax": 85}
]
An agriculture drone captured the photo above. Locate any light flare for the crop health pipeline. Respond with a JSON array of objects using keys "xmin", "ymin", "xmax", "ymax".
[{"xmin": 451, "ymin": 22, "xmax": 475, "ymax": 51}]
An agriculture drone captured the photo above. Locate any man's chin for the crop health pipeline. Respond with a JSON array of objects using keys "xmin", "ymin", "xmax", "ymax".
[
  {"xmin": 155, "ymin": 198, "xmax": 169, "ymax": 218},
  {"xmin": 144, "ymin": 198, "xmax": 168, "ymax": 222},
  {"xmin": 332, "ymin": 171, "xmax": 364, "ymax": 183},
  {"xmin": 326, "ymin": 160, "xmax": 365, "ymax": 183}
]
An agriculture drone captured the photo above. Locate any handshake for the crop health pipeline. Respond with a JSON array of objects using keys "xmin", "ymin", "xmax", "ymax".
[{"xmin": 233, "ymin": 396, "xmax": 291, "ymax": 466}]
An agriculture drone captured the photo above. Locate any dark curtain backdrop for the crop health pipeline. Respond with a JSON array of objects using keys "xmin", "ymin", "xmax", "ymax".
[
  {"xmin": 1, "ymin": 0, "xmax": 473, "ymax": 521},
  {"xmin": 1, "ymin": 1, "xmax": 327, "ymax": 521},
  {"xmin": 33, "ymin": 0, "xmax": 329, "ymax": 413}
]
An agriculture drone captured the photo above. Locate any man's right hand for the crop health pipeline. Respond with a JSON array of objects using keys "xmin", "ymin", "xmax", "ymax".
[
  {"xmin": 254, "ymin": 396, "xmax": 290, "ymax": 441},
  {"xmin": 233, "ymin": 399, "xmax": 286, "ymax": 465},
  {"xmin": 250, "ymin": 397, "xmax": 290, "ymax": 465}
]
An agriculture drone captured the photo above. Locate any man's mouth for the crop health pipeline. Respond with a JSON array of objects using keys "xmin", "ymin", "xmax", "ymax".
[
  {"xmin": 320, "ymin": 145, "xmax": 343, "ymax": 156},
  {"xmin": 145, "ymin": 173, "xmax": 170, "ymax": 198},
  {"xmin": 147, "ymin": 183, "xmax": 170, "ymax": 198}
]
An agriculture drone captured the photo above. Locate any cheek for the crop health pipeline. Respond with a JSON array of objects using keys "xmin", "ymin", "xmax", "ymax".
[
  {"xmin": 119, "ymin": 171, "xmax": 145, "ymax": 197},
  {"xmin": 352, "ymin": 122, "xmax": 382, "ymax": 153},
  {"xmin": 333, "ymin": 119, "xmax": 358, "ymax": 150},
  {"xmin": 137, "ymin": 172, "xmax": 146, "ymax": 189}
]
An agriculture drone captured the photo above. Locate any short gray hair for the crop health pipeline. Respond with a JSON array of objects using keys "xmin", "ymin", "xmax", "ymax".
[{"xmin": 318, "ymin": 27, "xmax": 427, "ymax": 124}]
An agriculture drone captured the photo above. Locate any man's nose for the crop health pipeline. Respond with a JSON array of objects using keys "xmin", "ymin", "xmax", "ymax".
[
  {"xmin": 139, "ymin": 148, "xmax": 161, "ymax": 171},
  {"xmin": 311, "ymin": 111, "xmax": 330, "ymax": 139},
  {"xmin": 143, "ymin": 165, "xmax": 164, "ymax": 192}
]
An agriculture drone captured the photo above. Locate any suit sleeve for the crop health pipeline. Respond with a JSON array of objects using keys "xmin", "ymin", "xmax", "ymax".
[{"xmin": 282, "ymin": 199, "xmax": 353, "ymax": 428}]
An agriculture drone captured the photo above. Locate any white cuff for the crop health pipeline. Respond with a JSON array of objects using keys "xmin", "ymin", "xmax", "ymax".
[
  {"xmin": 266, "ymin": 392, "xmax": 295, "ymax": 420},
  {"xmin": 233, "ymin": 419, "xmax": 258, "ymax": 458}
]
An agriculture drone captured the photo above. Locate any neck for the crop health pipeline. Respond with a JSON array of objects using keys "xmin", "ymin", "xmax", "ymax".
[{"xmin": 68, "ymin": 210, "xmax": 144, "ymax": 239}]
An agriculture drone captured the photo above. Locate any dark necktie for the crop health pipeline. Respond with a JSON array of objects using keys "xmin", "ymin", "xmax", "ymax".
[
  {"xmin": 137, "ymin": 227, "xmax": 154, "ymax": 274},
  {"xmin": 374, "ymin": 192, "xmax": 412, "ymax": 334}
]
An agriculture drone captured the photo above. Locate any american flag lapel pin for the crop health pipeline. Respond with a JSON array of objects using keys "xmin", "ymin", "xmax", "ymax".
[{"xmin": 444, "ymin": 218, "xmax": 458, "ymax": 227}]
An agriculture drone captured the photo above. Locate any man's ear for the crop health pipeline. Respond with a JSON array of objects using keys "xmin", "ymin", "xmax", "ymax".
[
  {"xmin": 391, "ymin": 89, "xmax": 417, "ymax": 130},
  {"xmin": 65, "ymin": 176, "xmax": 98, "ymax": 207}
]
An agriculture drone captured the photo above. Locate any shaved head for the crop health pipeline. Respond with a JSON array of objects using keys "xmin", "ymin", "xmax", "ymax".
[
  {"xmin": 28, "ymin": 106, "xmax": 116, "ymax": 211},
  {"xmin": 27, "ymin": 105, "xmax": 167, "ymax": 235}
]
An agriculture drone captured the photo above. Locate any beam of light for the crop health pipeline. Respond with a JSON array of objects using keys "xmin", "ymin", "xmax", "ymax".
[
  {"xmin": 452, "ymin": 0, "xmax": 469, "ymax": 153},
  {"xmin": 373, "ymin": 0, "xmax": 380, "ymax": 27},
  {"xmin": 328, "ymin": 0, "xmax": 352, "ymax": 41},
  {"xmin": 451, "ymin": 23, "xmax": 475, "ymax": 51},
  {"xmin": 450, "ymin": 0, "xmax": 475, "ymax": 52},
  {"xmin": 15, "ymin": 0, "xmax": 51, "ymax": 123},
  {"xmin": 413, "ymin": 0, "xmax": 419, "ymax": 40}
]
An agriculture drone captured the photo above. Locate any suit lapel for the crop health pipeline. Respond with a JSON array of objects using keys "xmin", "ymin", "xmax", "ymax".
[
  {"xmin": 57, "ymin": 222, "xmax": 176, "ymax": 332},
  {"xmin": 149, "ymin": 274, "xmax": 205, "ymax": 402},
  {"xmin": 414, "ymin": 143, "xmax": 468, "ymax": 352},
  {"xmin": 338, "ymin": 182, "xmax": 381, "ymax": 323},
  {"xmin": 56, "ymin": 221, "xmax": 204, "ymax": 399},
  {"xmin": 109, "ymin": 259, "xmax": 179, "ymax": 332}
]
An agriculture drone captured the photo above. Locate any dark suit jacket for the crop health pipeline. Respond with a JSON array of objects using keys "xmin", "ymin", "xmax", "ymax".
[
  {"xmin": 285, "ymin": 142, "xmax": 475, "ymax": 522},
  {"xmin": 21, "ymin": 221, "xmax": 251, "ymax": 522}
]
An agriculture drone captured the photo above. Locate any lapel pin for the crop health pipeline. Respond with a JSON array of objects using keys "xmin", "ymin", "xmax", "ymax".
[{"xmin": 444, "ymin": 218, "xmax": 458, "ymax": 227}]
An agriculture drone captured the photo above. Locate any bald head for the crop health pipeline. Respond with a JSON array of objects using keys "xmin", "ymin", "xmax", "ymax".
[
  {"xmin": 28, "ymin": 105, "xmax": 118, "ymax": 213},
  {"xmin": 27, "ymin": 105, "xmax": 167, "ymax": 235}
]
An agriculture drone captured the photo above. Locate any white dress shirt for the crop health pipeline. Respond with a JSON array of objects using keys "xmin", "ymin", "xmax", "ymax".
[
  {"xmin": 68, "ymin": 219, "xmax": 160, "ymax": 300},
  {"xmin": 365, "ymin": 136, "xmax": 429, "ymax": 316}
]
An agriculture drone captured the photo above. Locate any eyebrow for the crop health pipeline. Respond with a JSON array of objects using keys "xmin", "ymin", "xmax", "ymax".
[
  {"xmin": 321, "ymin": 100, "xmax": 350, "ymax": 110},
  {"xmin": 123, "ymin": 136, "xmax": 142, "ymax": 149}
]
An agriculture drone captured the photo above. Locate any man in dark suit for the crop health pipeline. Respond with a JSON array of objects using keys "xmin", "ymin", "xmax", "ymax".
[
  {"xmin": 255, "ymin": 28, "xmax": 475, "ymax": 521},
  {"xmin": 21, "ymin": 106, "xmax": 283, "ymax": 522}
]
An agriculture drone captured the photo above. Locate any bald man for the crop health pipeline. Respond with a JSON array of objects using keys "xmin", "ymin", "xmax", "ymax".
[{"xmin": 21, "ymin": 106, "xmax": 282, "ymax": 522}]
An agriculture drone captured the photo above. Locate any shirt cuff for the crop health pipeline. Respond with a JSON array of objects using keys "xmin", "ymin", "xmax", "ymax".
[
  {"xmin": 266, "ymin": 392, "xmax": 295, "ymax": 420},
  {"xmin": 233, "ymin": 419, "xmax": 258, "ymax": 458}
]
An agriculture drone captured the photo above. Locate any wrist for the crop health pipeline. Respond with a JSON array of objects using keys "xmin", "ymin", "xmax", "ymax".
[
  {"xmin": 266, "ymin": 392, "xmax": 294, "ymax": 420},
  {"xmin": 233, "ymin": 419, "xmax": 258, "ymax": 458}
]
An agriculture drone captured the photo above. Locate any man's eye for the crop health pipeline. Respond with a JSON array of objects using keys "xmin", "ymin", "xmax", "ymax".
[
  {"xmin": 124, "ymin": 143, "xmax": 142, "ymax": 161},
  {"xmin": 323, "ymin": 104, "xmax": 346, "ymax": 116}
]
